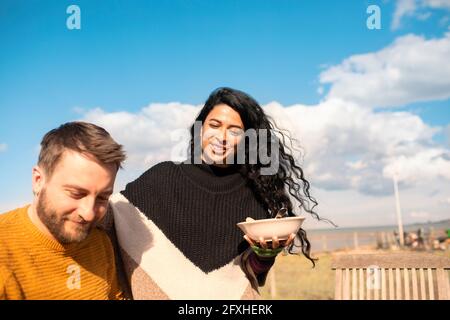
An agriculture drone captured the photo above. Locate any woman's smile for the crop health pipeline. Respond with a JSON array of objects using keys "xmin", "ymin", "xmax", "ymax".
[
  {"xmin": 201, "ymin": 103, "xmax": 245, "ymax": 165},
  {"xmin": 210, "ymin": 142, "xmax": 228, "ymax": 154}
]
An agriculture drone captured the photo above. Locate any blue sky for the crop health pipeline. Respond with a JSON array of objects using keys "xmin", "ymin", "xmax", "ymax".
[{"xmin": 1, "ymin": 0, "xmax": 449, "ymax": 227}]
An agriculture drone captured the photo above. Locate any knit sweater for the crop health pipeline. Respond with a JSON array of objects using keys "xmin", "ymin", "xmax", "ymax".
[
  {"xmin": 0, "ymin": 206, "xmax": 123, "ymax": 300},
  {"xmin": 105, "ymin": 161, "xmax": 276, "ymax": 300}
]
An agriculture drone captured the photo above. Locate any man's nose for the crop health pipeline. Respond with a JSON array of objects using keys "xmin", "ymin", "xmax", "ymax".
[{"xmin": 78, "ymin": 198, "xmax": 96, "ymax": 222}]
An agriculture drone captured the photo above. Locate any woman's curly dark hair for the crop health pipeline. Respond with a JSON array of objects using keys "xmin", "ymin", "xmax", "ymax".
[{"xmin": 189, "ymin": 87, "xmax": 335, "ymax": 267}]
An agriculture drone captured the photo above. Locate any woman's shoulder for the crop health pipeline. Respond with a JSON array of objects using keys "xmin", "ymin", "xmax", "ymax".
[
  {"xmin": 140, "ymin": 160, "xmax": 179, "ymax": 177},
  {"xmin": 122, "ymin": 161, "xmax": 181, "ymax": 191},
  {"xmin": 115, "ymin": 161, "xmax": 179, "ymax": 207}
]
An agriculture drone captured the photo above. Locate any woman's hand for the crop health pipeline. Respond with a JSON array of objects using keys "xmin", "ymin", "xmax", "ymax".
[{"xmin": 243, "ymin": 233, "xmax": 296, "ymax": 249}]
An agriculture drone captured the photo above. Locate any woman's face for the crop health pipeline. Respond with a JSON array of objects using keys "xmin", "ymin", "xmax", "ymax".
[{"xmin": 201, "ymin": 104, "xmax": 245, "ymax": 166}]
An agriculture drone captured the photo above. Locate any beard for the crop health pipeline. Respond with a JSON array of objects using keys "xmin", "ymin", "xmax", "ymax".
[{"xmin": 36, "ymin": 188, "xmax": 93, "ymax": 244}]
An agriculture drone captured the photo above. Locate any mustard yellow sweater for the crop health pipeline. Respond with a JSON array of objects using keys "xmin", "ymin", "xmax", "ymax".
[{"xmin": 0, "ymin": 206, "xmax": 123, "ymax": 300}]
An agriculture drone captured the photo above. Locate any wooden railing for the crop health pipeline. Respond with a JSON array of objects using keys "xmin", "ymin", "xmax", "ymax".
[{"xmin": 332, "ymin": 253, "xmax": 450, "ymax": 300}]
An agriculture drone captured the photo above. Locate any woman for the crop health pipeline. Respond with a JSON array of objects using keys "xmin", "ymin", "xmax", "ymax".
[{"xmin": 106, "ymin": 87, "xmax": 324, "ymax": 299}]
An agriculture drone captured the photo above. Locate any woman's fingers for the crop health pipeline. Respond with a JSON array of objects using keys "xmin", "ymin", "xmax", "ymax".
[
  {"xmin": 272, "ymin": 236, "xmax": 280, "ymax": 249},
  {"xmin": 258, "ymin": 237, "xmax": 268, "ymax": 249},
  {"xmin": 285, "ymin": 233, "xmax": 296, "ymax": 247},
  {"xmin": 245, "ymin": 234, "xmax": 293, "ymax": 250},
  {"xmin": 244, "ymin": 235, "xmax": 256, "ymax": 246}
]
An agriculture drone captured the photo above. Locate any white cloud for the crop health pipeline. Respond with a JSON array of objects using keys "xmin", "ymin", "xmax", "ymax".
[
  {"xmin": 79, "ymin": 100, "xmax": 450, "ymax": 227},
  {"xmin": 80, "ymin": 103, "xmax": 200, "ymax": 189},
  {"xmin": 392, "ymin": 0, "xmax": 450, "ymax": 30},
  {"xmin": 392, "ymin": 0, "xmax": 418, "ymax": 30},
  {"xmin": 80, "ymin": 96, "xmax": 449, "ymax": 198},
  {"xmin": 383, "ymin": 148, "xmax": 450, "ymax": 183},
  {"xmin": 319, "ymin": 32, "xmax": 450, "ymax": 108},
  {"xmin": 424, "ymin": 0, "xmax": 450, "ymax": 10},
  {"xmin": 264, "ymin": 98, "xmax": 448, "ymax": 195},
  {"xmin": 0, "ymin": 143, "xmax": 7, "ymax": 153},
  {"xmin": 76, "ymin": 32, "xmax": 450, "ymax": 227}
]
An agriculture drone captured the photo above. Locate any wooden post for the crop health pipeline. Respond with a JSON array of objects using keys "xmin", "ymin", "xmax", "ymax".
[
  {"xmin": 388, "ymin": 268, "xmax": 395, "ymax": 300},
  {"xmin": 389, "ymin": 232, "xmax": 395, "ymax": 248},
  {"xmin": 404, "ymin": 269, "xmax": 410, "ymax": 300},
  {"xmin": 429, "ymin": 227, "xmax": 435, "ymax": 249},
  {"xmin": 419, "ymin": 268, "xmax": 426, "ymax": 300},
  {"xmin": 352, "ymin": 269, "xmax": 358, "ymax": 300},
  {"xmin": 395, "ymin": 268, "xmax": 402, "ymax": 300},
  {"xmin": 359, "ymin": 268, "xmax": 365, "ymax": 300},
  {"xmin": 393, "ymin": 174, "xmax": 405, "ymax": 247},
  {"xmin": 381, "ymin": 268, "xmax": 387, "ymax": 300},
  {"xmin": 343, "ymin": 268, "xmax": 350, "ymax": 300},
  {"xmin": 335, "ymin": 269, "xmax": 342, "ymax": 300},
  {"xmin": 411, "ymin": 268, "xmax": 419, "ymax": 300},
  {"xmin": 436, "ymin": 268, "xmax": 450, "ymax": 300},
  {"xmin": 427, "ymin": 268, "xmax": 435, "ymax": 300}
]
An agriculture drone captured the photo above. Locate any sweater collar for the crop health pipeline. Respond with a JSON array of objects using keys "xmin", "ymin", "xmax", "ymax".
[{"xmin": 178, "ymin": 160, "xmax": 247, "ymax": 194}]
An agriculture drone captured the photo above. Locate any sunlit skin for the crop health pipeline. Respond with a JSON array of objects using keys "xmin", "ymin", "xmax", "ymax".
[
  {"xmin": 200, "ymin": 104, "xmax": 295, "ymax": 249},
  {"xmin": 28, "ymin": 150, "xmax": 117, "ymax": 244}
]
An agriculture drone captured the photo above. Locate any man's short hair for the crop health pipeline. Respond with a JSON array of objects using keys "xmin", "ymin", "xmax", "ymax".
[{"xmin": 38, "ymin": 121, "xmax": 126, "ymax": 177}]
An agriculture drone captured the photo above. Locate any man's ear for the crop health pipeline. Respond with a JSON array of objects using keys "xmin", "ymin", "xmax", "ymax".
[{"xmin": 32, "ymin": 166, "xmax": 45, "ymax": 196}]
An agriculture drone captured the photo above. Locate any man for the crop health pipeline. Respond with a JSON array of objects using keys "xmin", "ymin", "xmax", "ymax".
[{"xmin": 0, "ymin": 122, "xmax": 126, "ymax": 299}]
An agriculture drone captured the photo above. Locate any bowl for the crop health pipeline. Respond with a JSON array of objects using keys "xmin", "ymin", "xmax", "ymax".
[{"xmin": 237, "ymin": 216, "xmax": 306, "ymax": 241}]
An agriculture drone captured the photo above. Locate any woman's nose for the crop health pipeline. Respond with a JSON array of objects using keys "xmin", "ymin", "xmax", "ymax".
[{"xmin": 215, "ymin": 128, "xmax": 227, "ymax": 143}]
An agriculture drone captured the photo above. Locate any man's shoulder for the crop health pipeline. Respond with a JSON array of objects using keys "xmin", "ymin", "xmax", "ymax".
[
  {"xmin": 90, "ymin": 226, "xmax": 112, "ymax": 242},
  {"xmin": 89, "ymin": 227, "xmax": 114, "ymax": 251},
  {"xmin": 0, "ymin": 207, "xmax": 28, "ymax": 261},
  {"xmin": 0, "ymin": 206, "xmax": 27, "ymax": 234}
]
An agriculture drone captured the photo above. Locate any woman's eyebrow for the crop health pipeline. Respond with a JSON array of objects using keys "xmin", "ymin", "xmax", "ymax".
[
  {"xmin": 208, "ymin": 118, "xmax": 243, "ymax": 129},
  {"xmin": 227, "ymin": 124, "xmax": 244, "ymax": 129}
]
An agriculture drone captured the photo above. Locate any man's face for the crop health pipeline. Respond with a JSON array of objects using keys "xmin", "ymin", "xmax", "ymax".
[{"xmin": 33, "ymin": 150, "xmax": 117, "ymax": 244}]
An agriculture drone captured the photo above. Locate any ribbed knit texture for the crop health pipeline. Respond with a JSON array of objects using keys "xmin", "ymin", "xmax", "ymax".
[
  {"xmin": 0, "ymin": 206, "xmax": 123, "ymax": 300},
  {"xmin": 121, "ymin": 161, "xmax": 270, "ymax": 273}
]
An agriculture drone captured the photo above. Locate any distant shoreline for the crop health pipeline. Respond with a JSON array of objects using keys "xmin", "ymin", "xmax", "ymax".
[{"xmin": 308, "ymin": 219, "xmax": 450, "ymax": 234}]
